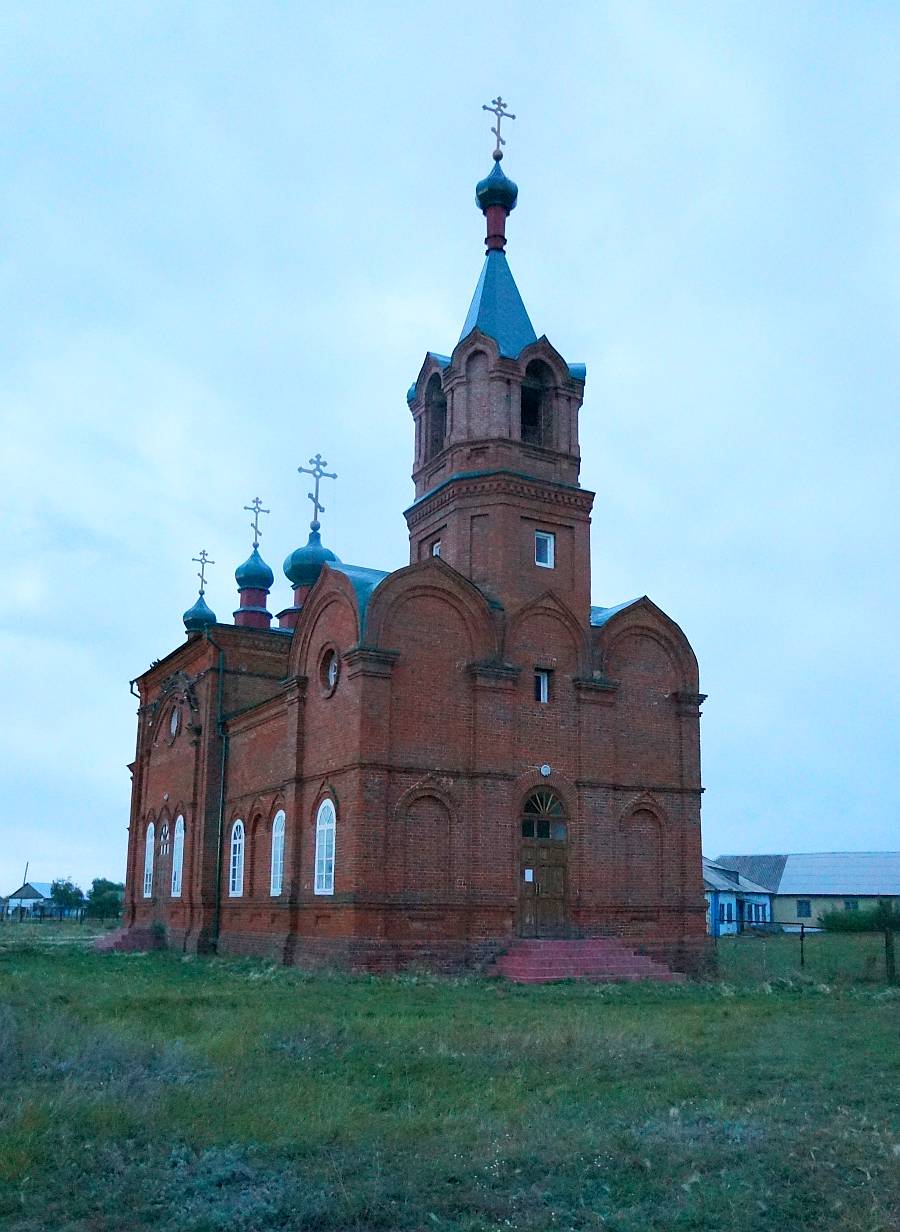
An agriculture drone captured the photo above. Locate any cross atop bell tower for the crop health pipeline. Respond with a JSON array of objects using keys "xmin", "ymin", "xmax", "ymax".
[{"xmin": 403, "ymin": 111, "xmax": 594, "ymax": 620}]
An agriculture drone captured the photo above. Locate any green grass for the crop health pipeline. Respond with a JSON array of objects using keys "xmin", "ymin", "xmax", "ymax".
[{"xmin": 1, "ymin": 930, "xmax": 898, "ymax": 1231}]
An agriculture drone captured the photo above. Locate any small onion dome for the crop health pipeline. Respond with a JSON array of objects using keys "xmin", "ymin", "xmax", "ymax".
[
  {"xmin": 475, "ymin": 160, "xmax": 518, "ymax": 213},
  {"xmin": 283, "ymin": 526, "xmax": 340, "ymax": 588},
  {"xmin": 183, "ymin": 593, "xmax": 217, "ymax": 633},
  {"xmin": 235, "ymin": 546, "xmax": 274, "ymax": 592}
]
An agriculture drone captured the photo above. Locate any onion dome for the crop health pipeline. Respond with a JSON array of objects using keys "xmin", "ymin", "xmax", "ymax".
[
  {"xmin": 235, "ymin": 546, "xmax": 274, "ymax": 592},
  {"xmin": 183, "ymin": 593, "xmax": 217, "ymax": 633},
  {"xmin": 475, "ymin": 159, "xmax": 518, "ymax": 213},
  {"xmin": 283, "ymin": 526, "xmax": 340, "ymax": 589}
]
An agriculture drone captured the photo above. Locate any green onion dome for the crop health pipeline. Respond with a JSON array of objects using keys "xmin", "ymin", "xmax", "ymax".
[
  {"xmin": 183, "ymin": 593, "xmax": 217, "ymax": 632},
  {"xmin": 283, "ymin": 527, "xmax": 340, "ymax": 589},
  {"xmin": 475, "ymin": 160, "xmax": 518, "ymax": 213},
  {"xmin": 235, "ymin": 546, "xmax": 274, "ymax": 592}
]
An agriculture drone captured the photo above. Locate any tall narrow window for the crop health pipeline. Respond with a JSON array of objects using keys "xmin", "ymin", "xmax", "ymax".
[
  {"xmin": 423, "ymin": 374, "xmax": 447, "ymax": 462},
  {"xmin": 534, "ymin": 530, "xmax": 555, "ymax": 568},
  {"xmin": 520, "ymin": 360, "xmax": 553, "ymax": 447},
  {"xmin": 534, "ymin": 669, "xmax": 551, "ymax": 704},
  {"xmin": 171, "ymin": 815, "xmax": 185, "ymax": 898},
  {"xmin": 270, "ymin": 810, "xmax": 286, "ymax": 896},
  {"xmin": 160, "ymin": 822, "xmax": 170, "ymax": 857},
  {"xmin": 314, "ymin": 799, "xmax": 336, "ymax": 895},
  {"xmin": 143, "ymin": 822, "xmax": 155, "ymax": 898},
  {"xmin": 229, "ymin": 820, "xmax": 245, "ymax": 897}
]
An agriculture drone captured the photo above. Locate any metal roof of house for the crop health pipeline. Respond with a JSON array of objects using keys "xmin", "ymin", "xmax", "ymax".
[
  {"xmin": 716, "ymin": 853, "xmax": 900, "ymax": 896},
  {"xmin": 702, "ymin": 859, "xmax": 771, "ymax": 896},
  {"xmin": 7, "ymin": 881, "xmax": 53, "ymax": 899}
]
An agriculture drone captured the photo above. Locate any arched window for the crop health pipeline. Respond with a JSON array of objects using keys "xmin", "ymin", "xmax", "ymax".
[
  {"xmin": 171, "ymin": 815, "xmax": 185, "ymax": 898},
  {"xmin": 423, "ymin": 373, "xmax": 447, "ymax": 462},
  {"xmin": 229, "ymin": 820, "xmax": 245, "ymax": 897},
  {"xmin": 142, "ymin": 822, "xmax": 155, "ymax": 898},
  {"xmin": 314, "ymin": 799, "xmax": 336, "ymax": 895},
  {"xmin": 521, "ymin": 360, "xmax": 554, "ymax": 447},
  {"xmin": 520, "ymin": 790, "xmax": 567, "ymax": 841},
  {"xmin": 160, "ymin": 822, "xmax": 170, "ymax": 857},
  {"xmin": 270, "ymin": 810, "xmax": 286, "ymax": 896}
]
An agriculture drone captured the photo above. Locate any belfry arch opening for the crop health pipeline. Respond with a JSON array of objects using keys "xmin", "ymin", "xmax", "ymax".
[
  {"xmin": 520, "ymin": 360, "xmax": 554, "ymax": 448},
  {"xmin": 423, "ymin": 373, "xmax": 447, "ymax": 462}
]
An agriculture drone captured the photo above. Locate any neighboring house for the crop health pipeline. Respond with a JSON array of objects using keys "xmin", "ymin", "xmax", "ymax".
[
  {"xmin": 5, "ymin": 882, "xmax": 54, "ymax": 917},
  {"xmin": 702, "ymin": 859, "xmax": 772, "ymax": 937},
  {"xmin": 716, "ymin": 853, "xmax": 900, "ymax": 929}
]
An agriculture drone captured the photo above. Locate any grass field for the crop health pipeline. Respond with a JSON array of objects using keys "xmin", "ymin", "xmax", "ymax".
[{"xmin": 0, "ymin": 925, "xmax": 898, "ymax": 1231}]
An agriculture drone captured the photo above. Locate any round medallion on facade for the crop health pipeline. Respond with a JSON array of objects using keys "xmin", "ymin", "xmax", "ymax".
[
  {"xmin": 540, "ymin": 763, "xmax": 552, "ymax": 778},
  {"xmin": 320, "ymin": 648, "xmax": 340, "ymax": 696}
]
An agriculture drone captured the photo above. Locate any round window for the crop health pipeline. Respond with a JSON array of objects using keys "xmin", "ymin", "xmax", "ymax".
[{"xmin": 321, "ymin": 649, "xmax": 340, "ymax": 694}]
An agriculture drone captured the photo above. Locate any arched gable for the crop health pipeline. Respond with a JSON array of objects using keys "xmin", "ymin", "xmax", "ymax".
[
  {"xmin": 594, "ymin": 597, "xmax": 699, "ymax": 692},
  {"xmin": 516, "ymin": 336, "xmax": 572, "ymax": 387},
  {"xmin": 505, "ymin": 591, "xmax": 591, "ymax": 678},
  {"xmin": 364, "ymin": 558, "xmax": 498, "ymax": 662},
  {"xmin": 289, "ymin": 568, "xmax": 363, "ymax": 678}
]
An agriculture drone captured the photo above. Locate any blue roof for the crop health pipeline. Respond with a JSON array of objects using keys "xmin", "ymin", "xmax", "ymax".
[
  {"xmin": 329, "ymin": 563, "xmax": 390, "ymax": 637},
  {"xmin": 589, "ymin": 599, "xmax": 642, "ymax": 628},
  {"xmin": 459, "ymin": 250, "xmax": 537, "ymax": 358}
]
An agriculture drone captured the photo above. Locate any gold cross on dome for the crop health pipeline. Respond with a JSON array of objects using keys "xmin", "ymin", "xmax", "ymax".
[
  {"xmin": 243, "ymin": 496, "xmax": 270, "ymax": 549},
  {"xmin": 297, "ymin": 453, "xmax": 337, "ymax": 529},
  {"xmin": 482, "ymin": 96, "xmax": 516, "ymax": 157},
  {"xmin": 192, "ymin": 549, "xmax": 214, "ymax": 595}
]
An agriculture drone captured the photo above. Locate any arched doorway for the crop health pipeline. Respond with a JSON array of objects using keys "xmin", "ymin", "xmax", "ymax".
[{"xmin": 519, "ymin": 789, "xmax": 568, "ymax": 937}]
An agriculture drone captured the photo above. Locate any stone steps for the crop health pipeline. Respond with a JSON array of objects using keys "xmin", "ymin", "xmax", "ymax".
[{"xmin": 488, "ymin": 937, "xmax": 683, "ymax": 984}]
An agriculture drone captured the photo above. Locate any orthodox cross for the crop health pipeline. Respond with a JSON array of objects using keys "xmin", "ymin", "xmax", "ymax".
[
  {"xmin": 243, "ymin": 496, "xmax": 270, "ymax": 549},
  {"xmin": 297, "ymin": 453, "xmax": 337, "ymax": 530},
  {"xmin": 482, "ymin": 96, "xmax": 515, "ymax": 158},
  {"xmin": 192, "ymin": 549, "xmax": 214, "ymax": 596}
]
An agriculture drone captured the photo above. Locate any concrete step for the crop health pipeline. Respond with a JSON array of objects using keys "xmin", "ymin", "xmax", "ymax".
[{"xmin": 488, "ymin": 937, "xmax": 682, "ymax": 984}]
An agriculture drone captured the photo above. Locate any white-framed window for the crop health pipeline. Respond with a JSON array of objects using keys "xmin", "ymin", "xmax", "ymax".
[
  {"xmin": 171, "ymin": 815, "xmax": 185, "ymax": 898},
  {"xmin": 534, "ymin": 530, "xmax": 555, "ymax": 568},
  {"xmin": 229, "ymin": 820, "xmax": 245, "ymax": 897},
  {"xmin": 431, "ymin": 540, "xmax": 442, "ymax": 558},
  {"xmin": 534, "ymin": 669, "xmax": 551, "ymax": 704},
  {"xmin": 270, "ymin": 810, "xmax": 286, "ymax": 896},
  {"xmin": 314, "ymin": 799, "xmax": 336, "ymax": 895},
  {"xmin": 142, "ymin": 822, "xmax": 155, "ymax": 898}
]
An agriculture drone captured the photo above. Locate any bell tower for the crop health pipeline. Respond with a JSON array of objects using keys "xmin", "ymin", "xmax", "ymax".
[{"xmin": 405, "ymin": 105, "xmax": 594, "ymax": 620}]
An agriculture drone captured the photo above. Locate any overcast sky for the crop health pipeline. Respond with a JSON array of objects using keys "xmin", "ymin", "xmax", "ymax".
[{"xmin": 1, "ymin": 1, "xmax": 898, "ymax": 893}]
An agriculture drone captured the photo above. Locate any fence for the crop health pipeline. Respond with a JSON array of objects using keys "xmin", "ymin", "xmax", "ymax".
[{"xmin": 714, "ymin": 925, "xmax": 897, "ymax": 984}]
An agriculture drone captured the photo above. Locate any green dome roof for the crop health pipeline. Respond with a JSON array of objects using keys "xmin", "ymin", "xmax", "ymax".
[
  {"xmin": 183, "ymin": 593, "xmax": 216, "ymax": 633},
  {"xmin": 283, "ymin": 527, "xmax": 340, "ymax": 588},
  {"xmin": 475, "ymin": 160, "xmax": 518, "ymax": 213},
  {"xmin": 235, "ymin": 546, "xmax": 274, "ymax": 591}
]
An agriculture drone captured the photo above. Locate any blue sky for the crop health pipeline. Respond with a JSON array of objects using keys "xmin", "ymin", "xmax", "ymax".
[{"xmin": 1, "ymin": 2, "xmax": 898, "ymax": 892}]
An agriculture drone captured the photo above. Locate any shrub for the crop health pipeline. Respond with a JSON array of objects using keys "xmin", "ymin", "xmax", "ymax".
[{"xmin": 820, "ymin": 905, "xmax": 900, "ymax": 932}]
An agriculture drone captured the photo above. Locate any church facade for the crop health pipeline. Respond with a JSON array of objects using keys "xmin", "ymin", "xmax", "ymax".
[{"xmin": 122, "ymin": 138, "xmax": 708, "ymax": 975}]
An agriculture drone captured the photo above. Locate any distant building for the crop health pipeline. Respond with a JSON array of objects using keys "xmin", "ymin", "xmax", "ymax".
[
  {"xmin": 715, "ymin": 853, "xmax": 900, "ymax": 929},
  {"xmin": 702, "ymin": 859, "xmax": 772, "ymax": 937},
  {"xmin": 5, "ymin": 881, "xmax": 54, "ymax": 917}
]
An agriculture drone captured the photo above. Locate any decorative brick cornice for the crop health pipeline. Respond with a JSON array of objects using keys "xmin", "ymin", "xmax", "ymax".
[
  {"xmin": 671, "ymin": 690, "xmax": 708, "ymax": 717},
  {"xmin": 573, "ymin": 676, "xmax": 619, "ymax": 702},
  {"xmin": 343, "ymin": 646, "xmax": 399, "ymax": 679},
  {"xmin": 467, "ymin": 660, "xmax": 521, "ymax": 689},
  {"xmin": 405, "ymin": 469, "xmax": 595, "ymax": 528}
]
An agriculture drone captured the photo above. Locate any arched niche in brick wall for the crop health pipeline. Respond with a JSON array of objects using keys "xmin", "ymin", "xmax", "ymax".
[{"xmin": 619, "ymin": 807, "xmax": 664, "ymax": 907}]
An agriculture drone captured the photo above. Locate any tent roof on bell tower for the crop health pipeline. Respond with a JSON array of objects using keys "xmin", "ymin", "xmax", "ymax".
[{"xmin": 459, "ymin": 249, "xmax": 537, "ymax": 358}]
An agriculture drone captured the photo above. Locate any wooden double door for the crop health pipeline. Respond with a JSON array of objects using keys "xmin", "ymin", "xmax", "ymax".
[{"xmin": 519, "ymin": 839, "xmax": 568, "ymax": 937}]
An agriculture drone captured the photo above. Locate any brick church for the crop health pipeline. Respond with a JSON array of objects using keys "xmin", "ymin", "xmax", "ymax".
[{"xmin": 122, "ymin": 116, "xmax": 708, "ymax": 975}]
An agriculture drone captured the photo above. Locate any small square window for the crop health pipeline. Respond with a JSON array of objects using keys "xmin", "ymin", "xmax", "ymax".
[
  {"xmin": 843, "ymin": 899, "xmax": 859, "ymax": 911},
  {"xmin": 534, "ymin": 531, "xmax": 555, "ymax": 568},
  {"xmin": 534, "ymin": 669, "xmax": 551, "ymax": 704},
  {"xmin": 796, "ymin": 899, "xmax": 811, "ymax": 918},
  {"xmin": 431, "ymin": 540, "xmax": 441, "ymax": 557}
]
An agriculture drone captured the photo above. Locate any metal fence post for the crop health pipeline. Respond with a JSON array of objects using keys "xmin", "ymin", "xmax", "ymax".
[{"xmin": 800, "ymin": 923, "xmax": 805, "ymax": 969}]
